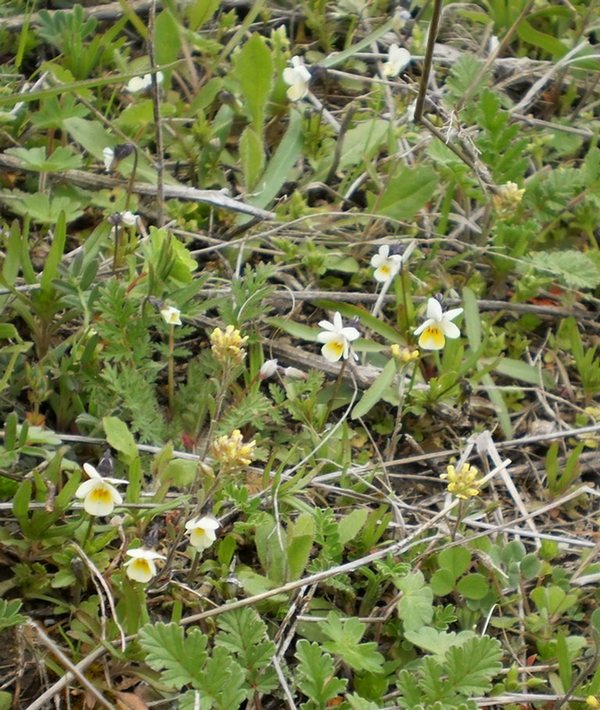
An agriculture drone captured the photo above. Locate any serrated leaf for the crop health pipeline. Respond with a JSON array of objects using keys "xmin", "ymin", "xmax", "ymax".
[
  {"xmin": 396, "ymin": 571, "xmax": 434, "ymax": 632},
  {"xmin": 195, "ymin": 646, "xmax": 248, "ymax": 709},
  {"xmin": 444, "ymin": 636, "xmax": 503, "ymax": 695},
  {"xmin": 528, "ymin": 250, "xmax": 600, "ymax": 289},
  {"xmin": 371, "ymin": 165, "xmax": 438, "ymax": 221},
  {"xmin": 0, "ymin": 599, "xmax": 27, "ymax": 630},
  {"xmin": 319, "ymin": 613, "xmax": 384, "ymax": 673},
  {"xmin": 138, "ymin": 622, "xmax": 208, "ymax": 689},
  {"xmin": 352, "ymin": 358, "xmax": 396, "ymax": 419},
  {"xmin": 216, "ymin": 607, "xmax": 275, "ymax": 672},
  {"xmin": 295, "ymin": 639, "xmax": 347, "ymax": 706},
  {"xmin": 404, "ymin": 627, "xmax": 475, "ymax": 656},
  {"xmin": 40, "ymin": 210, "xmax": 66, "ymax": 294}
]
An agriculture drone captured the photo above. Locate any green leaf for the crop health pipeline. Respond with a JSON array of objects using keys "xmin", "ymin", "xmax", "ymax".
[
  {"xmin": 158, "ymin": 459, "xmax": 197, "ymax": 488},
  {"xmin": 396, "ymin": 571, "xmax": 434, "ymax": 632},
  {"xmin": 530, "ymin": 585, "xmax": 579, "ymax": 617},
  {"xmin": 138, "ymin": 622, "xmax": 208, "ymax": 689},
  {"xmin": 371, "ymin": 165, "xmax": 438, "ymax": 221},
  {"xmin": 240, "ymin": 126, "xmax": 265, "ymax": 190},
  {"xmin": 444, "ymin": 636, "xmax": 503, "ymax": 695},
  {"xmin": 287, "ymin": 512, "xmax": 315, "ymax": 580},
  {"xmin": 320, "ymin": 612, "xmax": 384, "ymax": 673},
  {"xmin": 352, "ymin": 358, "xmax": 396, "ymax": 419},
  {"xmin": 267, "ymin": 316, "xmax": 321, "ymax": 341},
  {"xmin": 456, "ymin": 573, "xmax": 489, "ymax": 600},
  {"xmin": 195, "ymin": 646, "xmax": 248, "ymax": 709},
  {"xmin": 6, "ymin": 145, "xmax": 82, "ymax": 172},
  {"xmin": 431, "ymin": 568, "xmax": 456, "ymax": 596},
  {"xmin": 187, "ymin": 0, "xmax": 220, "ymax": 29},
  {"xmin": 404, "ymin": 627, "xmax": 475, "ymax": 656},
  {"xmin": 102, "ymin": 416, "xmax": 138, "ymax": 463},
  {"xmin": 0, "ymin": 599, "xmax": 27, "ymax": 630},
  {"xmin": 233, "ymin": 33, "xmax": 273, "ymax": 131},
  {"xmin": 216, "ymin": 607, "xmax": 276, "ymax": 691},
  {"xmin": 155, "ymin": 9, "xmax": 181, "ymax": 70},
  {"xmin": 527, "ymin": 250, "xmax": 600, "ymax": 289},
  {"xmin": 254, "ymin": 513, "xmax": 287, "ymax": 584},
  {"xmin": 517, "ymin": 18, "xmax": 567, "ymax": 58},
  {"xmin": 462, "ymin": 287, "xmax": 481, "ymax": 351},
  {"xmin": 439, "ymin": 547, "xmax": 472, "ymax": 578},
  {"xmin": 493, "ymin": 358, "xmax": 545, "ymax": 386},
  {"xmin": 295, "ymin": 639, "xmax": 347, "ymax": 706},
  {"xmin": 339, "ymin": 119, "xmax": 389, "ymax": 170},
  {"xmin": 40, "ymin": 210, "xmax": 66, "ymax": 295},
  {"xmin": 337, "ymin": 508, "xmax": 369, "ymax": 546}
]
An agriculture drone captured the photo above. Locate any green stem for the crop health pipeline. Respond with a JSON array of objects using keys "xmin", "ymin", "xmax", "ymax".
[{"xmin": 167, "ymin": 324, "xmax": 175, "ymax": 413}]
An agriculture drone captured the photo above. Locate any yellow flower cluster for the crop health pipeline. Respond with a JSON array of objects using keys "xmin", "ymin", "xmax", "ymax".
[
  {"xmin": 441, "ymin": 463, "xmax": 482, "ymax": 500},
  {"xmin": 210, "ymin": 325, "xmax": 248, "ymax": 366},
  {"xmin": 390, "ymin": 344, "xmax": 419, "ymax": 363},
  {"xmin": 586, "ymin": 697, "xmax": 600, "ymax": 709},
  {"xmin": 492, "ymin": 181, "xmax": 525, "ymax": 217},
  {"xmin": 210, "ymin": 429, "xmax": 256, "ymax": 472}
]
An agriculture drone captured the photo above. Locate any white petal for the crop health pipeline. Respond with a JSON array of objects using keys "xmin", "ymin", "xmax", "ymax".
[
  {"xmin": 83, "ymin": 463, "xmax": 100, "ymax": 479},
  {"xmin": 282, "ymin": 68, "xmax": 296, "ymax": 86},
  {"xmin": 332, "ymin": 312, "xmax": 344, "ymax": 331},
  {"xmin": 340, "ymin": 326, "xmax": 360, "ymax": 342},
  {"xmin": 441, "ymin": 321, "xmax": 461, "ymax": 339},
  {"xmin": 444, "ymin": 307, "xmax": 463, "ymax": 322},
  {"xmin": 426, "ymin": 298, "xmax": 443, "ymax": 321},
  {"xmin": 318, "ymin": 319, "xmax": 335, "ymax": 332},
  {"xmin": 75, "ymin": 479, "xmax": 97, "ymax": 499},
  {"xmin": 414, "ymin": 318, "xmax": 433, "ymax": 336},
  {"xmin": 126, "ymin": 548, "xmax": 165, "ymax": 561},
  {"xmin": 186, "ymin": 515, "xmax": 220, "ymax": 532},
  {"xmin": 370, "ymin": 253, "xmax": 384, "ymax": 268},
  {"xmin": 286, "ymin": 81, "xmax": 307, "ymax": 102},
  {"xmin": 317, "ymin": 331, "xmax": 339, "ymax": 344}
]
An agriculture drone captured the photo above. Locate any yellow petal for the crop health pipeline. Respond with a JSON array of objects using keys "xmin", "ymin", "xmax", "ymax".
[
  {"xmin": 322, "ymin": 339, "xmax": 345, "ymax": 362},
  {"xmin": 418, "ymin": 325, "xmax": 445, "ymax": 350}
]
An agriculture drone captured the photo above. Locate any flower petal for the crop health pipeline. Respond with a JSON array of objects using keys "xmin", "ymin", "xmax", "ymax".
[
  {"xmin": 321, "ymin": 339, "xmax": 345, "ymax": 362},
  {"xmin": 125, "ymin": 557, "xmax": 156, "ymax": 583},
  {"xmin": 444, "ymin": 307, "xmax": 464, "ymax": 322},
  {"xmin": 426, "ymin": 298, "xmax": 443, "ymax": 321},
  {"xmin": 317, "ymin": 331, "xmax": 339, "ymax": 344},
  {"xmin": 340, "ymin": 326, "xmax": 360, "ymax": 342},
  {"xmin": 83, "ymin": 463, "xmax": 100, "ymax": 479},
  {"xmin": 413, "ymin": 318, "xmax": 433, "ymax": 336},
  {"xmin": 75, "ymin": 479, "xmax": 97, "ymax": 499},
  {"xmin": 317, "ymin": 319, "xmax": 335, "ymax": 332},
  {"xmin": 441, "ymin": 320, "xmax": 461, "ymax": 339},
  {"xmin": 332, "ymin": 312, "xmax": 343, "ymax": 331},
  {"xmin": 417, "ymin": 325, "xmax": 446, "ymax": 350}
]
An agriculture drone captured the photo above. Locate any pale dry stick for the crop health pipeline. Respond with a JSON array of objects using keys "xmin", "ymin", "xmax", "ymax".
[
  {"xmin": 0, "ymin": 153, "xmax": 274, "ymax": 220},
  {"xmin": 455, "ymin": 0, "xmax": 537, "ymax": 114},
  {"xmin": 324, "ymin": 67, "xmax": 415, "ymax": 90},
  {"xmin": 271, "ymin": 654, "xmax": 297, "ymax": 710},
  {"xmin": 460, "ymin": 517, "xmax": 596, "ymax": 550},
  {"xmin": 475, "ymin": 431, "xmax": 541, "ymax": 546},
  {"xmin": 306, "ymin": 91, "xmax": 341, "ymax": 132},
  {"xmin": 26, "ymin": 622, "xmax": 115, "ymax": 710},
  {"xmin": 512, "ymin": 41, "xmax": 594, "ymax": 114},
  {"xmin": 71, "ymin": 543, "xmax": 127, "ymax": 653},
  {"xmin": 473, "ymin": 693, "xmax": 580, "ymax": 707}
]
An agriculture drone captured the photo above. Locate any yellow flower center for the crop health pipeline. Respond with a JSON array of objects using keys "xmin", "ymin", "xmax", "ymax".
[
  {"xmin": 90, "ymin": 486, "xmax": 113, "ymax": 504},
  {"xmin": 132, "ymin": 559, "xmax": 151, "ymax": 576},
  {"xmin": 418, "ymin": 325, "xmax": 445, "ymax": 350}
]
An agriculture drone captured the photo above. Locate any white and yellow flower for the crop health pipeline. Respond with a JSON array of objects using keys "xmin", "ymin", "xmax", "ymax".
[
  {"xmin": 75, "ymin": 463, "xmax": 128, "ymax": 516},
  {"xmin": 161, "ymin": 306, "xmax": 182, "ymax": 326},
  {"xmin": 370, "ymin": 245, "xmax": 403, "ymax": 283},
  {"xmin": 317, "ymin": 312, "xmax": 360, "ymax": 362},
  {"xmin": 185, "ymin": 515, "xmax": 221, "ymax": 551},
  {"xmin": 381, "ymin": 44, "xmax": 411, "ymax": 78},
  {"xmin": 121, "ymin": 211, "xmax": 138, "ymax": 228},
  {"xmin": 283, "ymin": 56, "xmax": 311, "ymax": 102},
  {"xmin": 124, "ymin": 548, "xmax": 165, "ymax": 583},
  {"xmin": 414, "ymin": 298, "xmax": 463, "ymax": 350}
]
